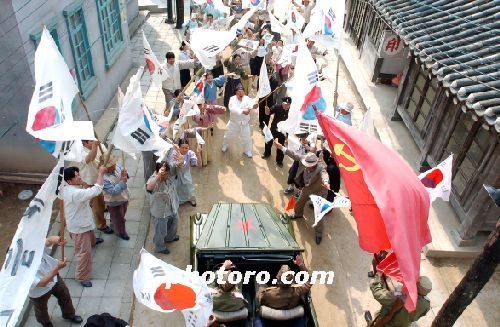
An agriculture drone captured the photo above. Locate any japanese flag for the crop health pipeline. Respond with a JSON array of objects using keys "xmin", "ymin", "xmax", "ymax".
[
  {"xmin": 419, "ymin": 154, "xmax": 453, "ymax": 202},
  {"xmin": 133, "ymin": 249, "xmax": 212, "ymax": 327},
  {"xmin": 310, "ymin": 194, "xmax": 350, "ymax": 227},
  {"xmin": 143, "ymin": 31, "xmax": 167, "ymax": 85}
]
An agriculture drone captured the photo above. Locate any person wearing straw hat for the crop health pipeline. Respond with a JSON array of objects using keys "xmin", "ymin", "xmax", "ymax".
[
  {"xmin": 146, "ymin": 162, "xmax": 180, "ymax": 255},
  {"xmin": 62, "ymin": 166, "xmax": 106, "ymax": 287},
  {"xmin": 102, "ymin": 154, "xmax": 130, "ymax": 241},
  {"xmin": 275, "ymin": 140, "xmax": 329, "ymax": 244},
  {"xmin": 335, "ymin": 102, "xmax": 354, "ymax": 126}
]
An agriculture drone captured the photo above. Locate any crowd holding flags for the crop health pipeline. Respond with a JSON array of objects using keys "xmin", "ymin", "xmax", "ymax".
[{"xmin": 0, "ymin": 0, "xmax": 463, "ymax": 325}]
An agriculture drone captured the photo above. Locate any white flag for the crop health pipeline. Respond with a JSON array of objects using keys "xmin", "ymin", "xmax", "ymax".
[
  {"xmin": 190, "ymin": 28, "xmax": 236, "ymax": 59},
  {"xmin": 358, "ymin": 109, "xmax": 375, "ymax": 138},
  {"xmin": 143, "ymin": 31, "xmax": 167, "ymax": 85},
  {"xmin": 268, "ymin": 10, "xmax": 291, "ymax": 36},
  {"xmin": 0, "ymin": 156, "xmax": 64, "ymax": 327},
  {"xmin": 26, "ymin": 28, "xmax": 94, "ymax": 149},
  {"xmin": 419, "ymin": 154, "xmax": 453, "ymax": 202},
  {"xmin": 277, "ymin": 40, "xmax": 317, "ymax": 135},
  {"xmin": 258, "ymin": 61, "xmax": 271, "ymax": 98},
  {"xmin": 310, "ymin": 194, "xmax": 350, "ymax": 227},
  {"xmin": 112, "ymin": 67, "xmax": 173, "ymax": 156},
  {"xmin": 238, "ymin": 39, "xmax": 259, "ymax": 51},
  {"xmin": 133, "ymin": 249, "xmax": 212, "ymax": 327},
  {"xmin": 195, "ymin": 131, "xmax": 205, "ymax": 145},
  {"xmin": 305, "ymin": 0, "xmax": 345, "ymax": 49},
  {"xmin": 180, "ymin": 100, "xmax": 200, "ymax": 118},
  {"xmin": 230, "ymin": 6, "xmax": 258, "ymax": 33},
  {"xmin": 262, "ymin": 123, "xmax": 274, "ymax": 143},
  {"xmin": 242, "ymin": 0, "xmax": 266, "ymax": 9},
  {"xmin": 287, "ymin": 6, "xmax": 305, "ymax": 30}
]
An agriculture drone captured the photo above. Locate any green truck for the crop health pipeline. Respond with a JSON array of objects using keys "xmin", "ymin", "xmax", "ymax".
[{"xmin": 190, "ymin": 203, "xmax": 319, "ymax": 327}]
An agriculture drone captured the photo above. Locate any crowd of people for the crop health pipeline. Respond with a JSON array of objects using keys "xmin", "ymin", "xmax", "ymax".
[{"xmin": 26, "ymin": 1, "xmax": 432, "ymax": 326}]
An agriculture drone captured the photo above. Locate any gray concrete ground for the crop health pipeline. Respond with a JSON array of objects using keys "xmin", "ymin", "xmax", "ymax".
[{"xmin": 21, "ymin": 10, "xmax": 499, "ymax": 327}]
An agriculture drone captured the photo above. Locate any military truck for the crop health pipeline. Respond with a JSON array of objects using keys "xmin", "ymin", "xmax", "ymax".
[{"xmin": 190, "ymin": 203, "xmax": 319, "ymax": 327}]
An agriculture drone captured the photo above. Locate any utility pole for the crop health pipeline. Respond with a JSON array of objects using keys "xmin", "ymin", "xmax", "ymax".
[{"xmin": 432, "ymin": 185, "xmax": 499, "ymax": 327}]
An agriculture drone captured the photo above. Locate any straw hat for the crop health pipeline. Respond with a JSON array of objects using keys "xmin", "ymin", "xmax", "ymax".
[
  {"xmin": 417, "ymin": 276, "xmax": 432, "ymax": 295},
  {"xmin": 337, "ymin": 102, "xmax": 354, "ymax": 113},
  {"xmin": 301, "ymin": 153, "xmax": 318, "ymax": 168}
]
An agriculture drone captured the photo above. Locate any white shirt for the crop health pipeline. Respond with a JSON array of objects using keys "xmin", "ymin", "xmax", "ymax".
[
  {"xmin": 78, "ymin": 145, "xmax": 107, "ymax": 185},
  {"xmin": 29, "ymin": 253, "xmax": 58, "ymax": 298},
  {"xmin": 256, "ymin": 45, "xmax": 268, "ymax": 57},
  {"xmin": 161, "ymin": 60, "xmax": 195, "ymax": 91},
  {"xmin": 62, "ymin": 184, "xmax": 103, "ymax": 234},
  {"xmin": 228, "ymin": 95, "xmax": 255, "ymax": 123}
]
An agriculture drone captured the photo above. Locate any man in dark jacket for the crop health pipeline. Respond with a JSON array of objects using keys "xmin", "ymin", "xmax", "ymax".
[{"xmin": 261, "ymin": 96, "xmax": 292, "ymax": 166}]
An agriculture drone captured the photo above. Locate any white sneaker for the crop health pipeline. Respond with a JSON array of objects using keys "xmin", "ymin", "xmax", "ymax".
[
  {"xmin": 244, "ymin": 152, "xmax": 253, "ymax": 158},
  {"xmin": 221, "ymin": 145, "xmax": 228, "ymax": 153}
]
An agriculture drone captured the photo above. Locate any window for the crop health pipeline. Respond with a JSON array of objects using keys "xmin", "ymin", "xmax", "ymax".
[
  {"xmin": 96, "ymin": 0, "xmax": 125, "ymax": 69},
  {"xmin": 64, "ymin": 1, "xmax": 97, "ymax": 99},
  {"xmin": 30, "ymin": 18, "xmax": 63, "ymax": 54},
  {"xmin": 404, "ymin": 68, "xmax": 438, "ymax": 135},
  {"xmin": 451, "ymin": 128, "xmax": 490, "ymax": 197}
]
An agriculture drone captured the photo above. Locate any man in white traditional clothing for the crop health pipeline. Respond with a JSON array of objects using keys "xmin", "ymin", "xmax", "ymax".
[{"xmin": 221, "ymin": 84, "xmax": 258, "ymax": 158}]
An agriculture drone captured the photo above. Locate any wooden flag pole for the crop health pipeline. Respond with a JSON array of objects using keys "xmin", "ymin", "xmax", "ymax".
[
  {"xmin": 180, "ymin": 67, "xmax": 205, "ymax": 95},
  {"xmin": 121, "ymin": 150, "xmax": 126, "ymax": 170},
  {"xmin": 79, "ymin": 93, "xmax": 105, "ymax": 154},
  {"xmin": 59, "ymin": 200, "xmax": 66, "ymax": 259},
  {"xmin": 333, "ymin": 49, "xmax": 341, "ymax": 110}
]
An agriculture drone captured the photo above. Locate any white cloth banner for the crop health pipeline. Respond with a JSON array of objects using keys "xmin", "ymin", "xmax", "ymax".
[
  {"xmin": 238, "ymin": 39, "xmax": 259, "ymax": 51},
  {"xmin": 419, "ymin": 154, "xmax": 453, "ymax": 202},
  {"xmin": 258, "ymin": 61, "xmax": 271, "ymax": 98},
  {"xmin": 133, "ymin": 249, "xmax": 212, "ymax": 327},
  {"xmin": 112, "ymin": 67, "xmax": 173, "ymax": 156},
  {"xmin": 230, "ymin": 6, "xmax": 258, "ymax": 33},
  {"xmin": 143, "ymin": 31, "xmax": 167, "ymax": 85},
  {"xmin": 0, "ymin": 156, "xmax": 64, "ymax": 327},
  {"xmin": 358, "ymin": 109, "xmax": 375, "ymax": 138},
  {"xmin": 310, "ymin": 194, "xmax": 350, "ymax": 227},
  {"xmin": 268, "ymin": 10, "xmax": 291, "ymax": 36},
  {"xmin": 269, "ymin": 0, "xmax": 292, "ymax": 21},
  {"xmin": 277, "ymin": 40, "xmax": 317, "ymax": 135},
  {"xmin": 262, "ymin": 123, "xmax": 274, "ymax": 143},
  {"xmin": 190, "ymin": 28, "xmax": 236, "ymax": 59},
  {"xmin": 26, "ymin": 28, "xmax": 94, "ymax": 146}
]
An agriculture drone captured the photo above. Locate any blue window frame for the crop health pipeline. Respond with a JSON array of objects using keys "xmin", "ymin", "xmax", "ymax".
[
  {"xmin": 96, "ymin": 0, "xmax": 125, "ymax": 69},
  {"xmin": 30, "ymin": 17, "xmax": 63, "ymax": 54},
  {"xmin": 63, "ymin": 1, "xmax": 97, "ymax": 99}
]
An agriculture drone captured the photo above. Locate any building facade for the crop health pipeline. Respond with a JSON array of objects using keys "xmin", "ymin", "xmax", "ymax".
[
  {"xmin": 346, "ymin": 0, "xmax": 500, "ymax": 244},
  {"xmin": 0, "ymin": 0, "xmax": 139, "ymax": 176}
]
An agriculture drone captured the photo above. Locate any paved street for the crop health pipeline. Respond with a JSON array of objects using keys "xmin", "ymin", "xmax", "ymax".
[{"xmin": 21, "ymin": 10, "xmax": 499, "ymax": 327}]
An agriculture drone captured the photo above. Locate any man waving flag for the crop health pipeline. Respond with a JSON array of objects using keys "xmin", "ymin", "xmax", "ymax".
[{"xmin": 315, "ymin": 109, "xmax": 431, "ymax": 312}]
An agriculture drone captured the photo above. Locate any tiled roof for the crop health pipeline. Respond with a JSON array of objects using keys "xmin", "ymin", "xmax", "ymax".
[{"xmin": 371, "ymin": 0, "xmax": 500, "ymax": 132}]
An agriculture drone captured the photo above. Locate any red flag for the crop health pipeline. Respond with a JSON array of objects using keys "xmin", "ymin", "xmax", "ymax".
[
  {"xmin": 285, "ymin": 195, "xmax": 295, "ymax": 212},
  {"xmin": 316, "ymin": 111, "xmax": 431, "ymax": 311}
]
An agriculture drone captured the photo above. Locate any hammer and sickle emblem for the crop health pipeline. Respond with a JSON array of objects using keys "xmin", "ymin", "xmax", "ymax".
[{"xmin": 333, "ymin": 144, "xmax": 360, "ymax": 172}]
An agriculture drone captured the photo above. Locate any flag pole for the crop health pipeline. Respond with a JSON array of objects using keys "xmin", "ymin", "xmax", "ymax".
[
  {"xmin": 121, "ymin": 150, "xmax": 126, "ymax": 170},
  {"xmin": 58, "ymin": 150, "xmax": 66, "ymax": 259},
  {"xmin": 333, "ymin": 49, "xmax": 340, "ymax": 110},
  {"xmin": 180, "ymin": 67, "xmax": 204, "ymax": 95},
  {"xmin": 257, "ymin": 79, "xmax": 288, "ymax": 105},
  {"xmin": 79, "ymin": 93, "xmax": 105, "ymax": 154}
]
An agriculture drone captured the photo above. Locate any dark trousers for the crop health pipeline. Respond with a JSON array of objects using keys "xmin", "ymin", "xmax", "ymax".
[
  {"xmin": 30, "ymin": 275, "xmax": 75, "ymax": 324},
  {"xmin": 108, "ymin": 202, "xmax": 128, "ymax": 235},
  {"xmin": 287, "ymin": 161, "xmax": 300, "ymax": 185},
  {"xmin": 264, "ymin": 130, "xmax": 285, "ymax": 163}
]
